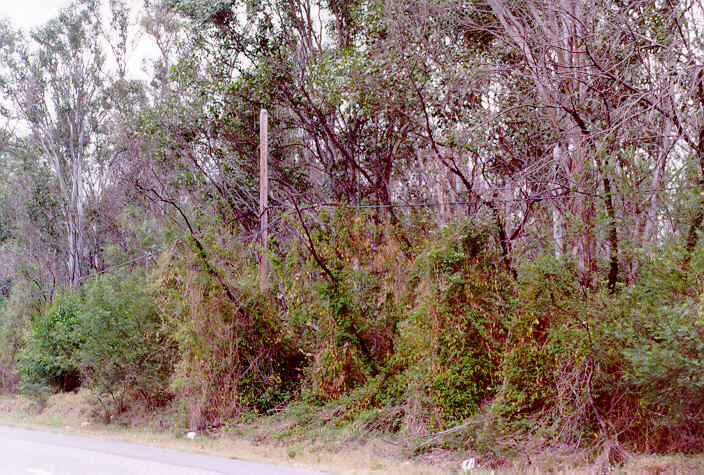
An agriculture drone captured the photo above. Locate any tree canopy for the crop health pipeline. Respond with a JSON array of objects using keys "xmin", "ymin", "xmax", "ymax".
[{"xmin": 2, "ymin": 0, "xmax": 704, "ymax": 468}]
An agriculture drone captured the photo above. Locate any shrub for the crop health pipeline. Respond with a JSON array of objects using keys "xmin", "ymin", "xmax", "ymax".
[
  {"xmin": 159, "ymin": 236, "xmax": 303, "ymax": 428},
  {"xmin": 17, "ymin": 292, "xmax": 83, "ymax": 396},
  {"xmin": 487, "ymin": 253, "xmax": 704, "ymax": 455},
  {"xmin": 0, "ymin": 284, "xmax": 38, "ymax": 393},
  {"xmin": 369, "ymin": 220, "xmax": 514, "ymax": 425},
  {"xmin": 78, "ymin": 270, "xmax": 176, "ymax": 419},
  {"xmin": 278, "ymin": 207, "xmax": 406, "ymax": 401}
]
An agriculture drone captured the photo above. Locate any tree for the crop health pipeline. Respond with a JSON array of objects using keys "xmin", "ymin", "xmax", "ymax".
[
  {"xmin": 464, "ymin": 0, "xmax": 704, "ymax": 287},
  {"xmin": 1, "ymin": 6, "xmax": 107, "ymax": 286}
]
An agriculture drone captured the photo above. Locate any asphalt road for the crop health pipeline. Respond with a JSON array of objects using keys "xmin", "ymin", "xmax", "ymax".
[{"xmin": 0, "ymin": 426, "xmax": 321, "ymax": 475}]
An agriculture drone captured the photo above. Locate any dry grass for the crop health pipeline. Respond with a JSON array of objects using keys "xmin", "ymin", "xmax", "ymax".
[
  {"xmin": 2, "ymin": 391, "xmax": 704, "ymax": 474},
  {"xmin": 0, "ymin": 391, "xmax": 448, "ymax": 474},
  {"xmin": 617, "ymin": 455, "xmax": 704, "ymax": 474}
]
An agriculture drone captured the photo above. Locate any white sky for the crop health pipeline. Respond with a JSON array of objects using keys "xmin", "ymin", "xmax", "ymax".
[
  {"xmin": 0, "ymin": 0, "xmax": 78, "ymax": 31},
  {"xmin": 0, "ymin": 0, "xmax": 158, "ymax": 81}
]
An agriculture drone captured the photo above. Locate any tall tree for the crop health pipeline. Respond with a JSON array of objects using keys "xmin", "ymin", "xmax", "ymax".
[{"xmin": 1, "ymin": 5, "xmax": 106, "ymax": 286}]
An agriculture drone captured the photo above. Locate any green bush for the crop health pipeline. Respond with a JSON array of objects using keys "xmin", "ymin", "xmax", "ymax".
[
  {"xmin": 277, "ymin": 207, "xmax": 405, "ymax": 401},
  {"xmin": 78, "ymin": 270, "xmax": 175, "ymax": 418},
  {"xmin": 621, "ymin": 301, "xmax": 704, "ymax": 423},
  {"xmin": 484, "ymin": 253, "xmax": 704, "ymax": 454},
  {"xmin": 16, "ymin": 270, "xmax": 175, "ymax": 420},
  {"xmin": 366, "ymin": 221, "xmax": 514, "ymax": 425},
  {"xmin": 17, "ymin": 293, "xmax": 83, "ymax": 396},
  {"xmin": 0, "ymin": 283, "xmax": 38, "ymax": 393},
  {"xmin": 493, "ymin": 258, "xmax": 581, "ymax": 418}
]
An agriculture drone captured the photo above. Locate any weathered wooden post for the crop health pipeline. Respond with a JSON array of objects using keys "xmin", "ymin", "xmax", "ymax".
[{"xmin": 259, "ymin": 108, "xmax": 269, "ymax": 290}]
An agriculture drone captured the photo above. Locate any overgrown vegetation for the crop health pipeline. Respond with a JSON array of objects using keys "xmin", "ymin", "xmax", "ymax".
[
  {"xmin": 4, "ymin": 213, "xmax": 704, "ymax": 468},
  {"xmin": 1, "ymin": 0, "xmax": 704, "ymax": 470},
  {"xmin": 16, "ymin": 271, "xmax": 175, "ymax": 420}
]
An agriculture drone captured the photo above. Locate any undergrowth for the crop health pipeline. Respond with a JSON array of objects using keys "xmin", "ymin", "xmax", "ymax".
[{"xmin": 8, "ymin": 210, "xmax": 704, "ymax": 469}]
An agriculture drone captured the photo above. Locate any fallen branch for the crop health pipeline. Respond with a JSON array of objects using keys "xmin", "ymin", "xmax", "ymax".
[{"xmin": 411, "ymin": 418, "xmax": 491, "ymax": 454}]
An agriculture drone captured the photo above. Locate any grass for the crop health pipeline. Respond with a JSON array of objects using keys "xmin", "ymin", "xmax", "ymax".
[
  {"xmin": 2, "ymin": 390, "xmax": 704, "ymax": 474},
  {"xmin": 0, "ymin": 390, "xmax": 449, "ymax": 474}
]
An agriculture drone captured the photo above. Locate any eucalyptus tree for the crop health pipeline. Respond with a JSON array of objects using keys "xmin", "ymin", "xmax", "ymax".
[
  {"xmin": 0, "ymin": 0, "xmax": 150, "ymax": 286},
  {"xmin": 164, "ymin": 0, "xmax": 429, "ymax": 215},
  {"xmin": 461, "ymin": 0, "xmax": 704, "ymax": 287},
  {"xmin": 4, "ymin": 140, "xmax": 65, "ymax": 281},
  {"xmin": 0, "ymin": 5, "xmax": 108, "ymax": 286},
  {"xmin": 156, "ymin": 0, "xmax": 704, "ymax": 289}
]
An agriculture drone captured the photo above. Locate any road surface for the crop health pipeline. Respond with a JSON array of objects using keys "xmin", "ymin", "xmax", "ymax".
[{"xmin": 0, "ymin": 425, "xmax": 321, "ymax": 474}]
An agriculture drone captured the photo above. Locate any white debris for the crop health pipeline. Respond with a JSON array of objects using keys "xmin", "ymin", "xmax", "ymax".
[
  {"xmin": 461, "ymin": 458, "xmax": 477, "ymax": 472},
  {"xmin": 186, "ymin": 431, "xmax": 196, "ymax": 440},
  {"xmin": 80, "ymin": 421, "xmax": 91, "ymax": 428}
]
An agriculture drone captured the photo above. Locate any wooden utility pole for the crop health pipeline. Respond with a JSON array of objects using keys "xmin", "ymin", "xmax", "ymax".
[{"xmin": 259, "ymin": 109, "xmax": 269, "ymax": 290}]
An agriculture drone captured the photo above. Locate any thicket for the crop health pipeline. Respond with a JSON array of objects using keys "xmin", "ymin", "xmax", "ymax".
[
  {"xmin": 2, "ymin": 0, "xmax": 704, "ymax": 468},
  {"xmin": 6, "ymin": 211, "xmax": 704, "ymax": 465},
  {"xmin": 271, "ymin": 213, "xmax": 704, "ymax": 461},
  {"xmin": 158, "ymin": 234, "xmax": 303, "ymax": 428},
  {"xmin": 16, "ymin": 270, "xmax": 175, "ymax": 420}
]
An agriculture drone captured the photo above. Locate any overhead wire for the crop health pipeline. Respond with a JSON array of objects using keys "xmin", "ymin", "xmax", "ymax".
[
  {"xmin": 23, "ymin": 208, "xmax": 258, "ymax": 300},
  {"xmin": 17, "ymin": 183, "xmax": 701, "ymax": 301},
  {"xmin": 267, "ymin": 184, "xmax": 702, "ymax": 212}
]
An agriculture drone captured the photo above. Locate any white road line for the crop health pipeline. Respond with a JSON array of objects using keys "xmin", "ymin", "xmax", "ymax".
[{"xmin": 27, "ymin": 470, "xmax": 53, "ymax": 475}]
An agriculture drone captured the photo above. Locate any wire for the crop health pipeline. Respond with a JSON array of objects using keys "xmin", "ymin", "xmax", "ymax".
[
  {"xmin": 76, "ymin": 250, "xmax": 164, "ymax": 284},
  {"xmin": 22, "ymin": 208, "xmax": 259, "ymax": 300},
  {"xmin": 265, "ymin": 184, "xmax": 702, "ymax": 213},
  {"xmin": 17, "ymin": 183, "xmax": 702, "ymax": 301}
]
